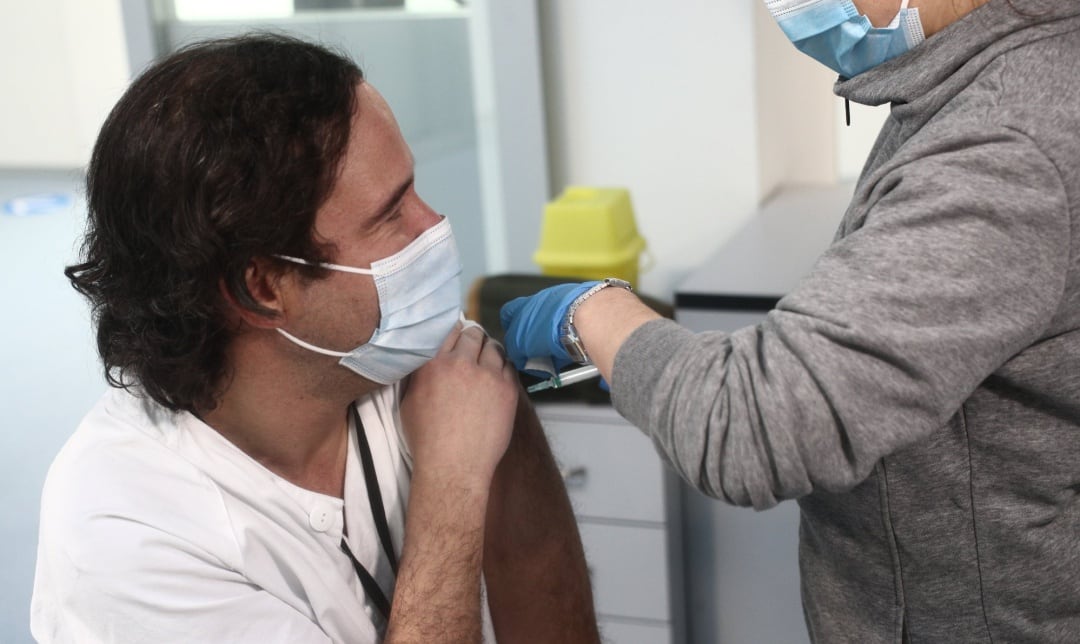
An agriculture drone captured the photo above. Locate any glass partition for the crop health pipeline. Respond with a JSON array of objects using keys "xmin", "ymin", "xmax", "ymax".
[{"xmin": 147, "ymin": 0, "xmax": 546, "ymax": 294}]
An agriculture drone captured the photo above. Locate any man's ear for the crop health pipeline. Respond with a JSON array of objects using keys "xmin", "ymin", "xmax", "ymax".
[{"xmin": 219, "ymin": 257, "xmax": 287, "ymax": 330}]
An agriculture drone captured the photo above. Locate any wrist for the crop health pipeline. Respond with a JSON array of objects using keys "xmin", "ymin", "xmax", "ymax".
[
  {"xmin": 572, "ymin": 287, "xmax": 659, "ymax": 379},
  {"xmin": 574, "ymin": 284, "xmax": 638, "ymax": 327},
  {"xmin": 559, "ymin": 278, "xmax": 633, "ymax": 364},
  {"xmin": 542, "ymin": 282, "xmax": 598, "ymax": 363},
  {"xmin": 411, "ymin": 464, "xmax": 494, "ymax": 503}
]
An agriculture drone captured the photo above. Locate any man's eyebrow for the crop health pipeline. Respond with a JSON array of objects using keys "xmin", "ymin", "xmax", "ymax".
[{"xmin": 372, "ymin": 175, "xmax": 414, "ymax": 222}]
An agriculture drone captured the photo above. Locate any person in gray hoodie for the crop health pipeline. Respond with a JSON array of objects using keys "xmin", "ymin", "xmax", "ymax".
[{"xmin": 501, "ymin": 0, "xmax": 1080, "ymax": 641}]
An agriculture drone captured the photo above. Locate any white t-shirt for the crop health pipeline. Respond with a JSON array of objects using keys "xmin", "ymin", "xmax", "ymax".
[{"xmin": 31, "ymin": 384, "xmax": 413, "ymax": 643}]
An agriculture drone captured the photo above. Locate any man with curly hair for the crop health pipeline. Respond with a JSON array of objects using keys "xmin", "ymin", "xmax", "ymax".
[{"xmin": 31, "ymin": 34, "xmax": 598, "ymax": 643}]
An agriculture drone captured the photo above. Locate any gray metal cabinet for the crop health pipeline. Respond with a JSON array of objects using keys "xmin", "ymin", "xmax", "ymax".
[{"xmin": 536, "ymin": 402, "xmax": 686, "ymax": 644}]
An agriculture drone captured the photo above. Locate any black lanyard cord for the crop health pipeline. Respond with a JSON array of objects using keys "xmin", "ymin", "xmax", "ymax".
[
  {"xmin": 341, "ymin": 537, "xmax": 392, "ymax": 620},
  {"xmin": 350, "ymin": 404, "xmax": 399, "ymax": 574},
  {"xmin": 341, "ymin": 404, "xmax": 399, "ymax": 621}
]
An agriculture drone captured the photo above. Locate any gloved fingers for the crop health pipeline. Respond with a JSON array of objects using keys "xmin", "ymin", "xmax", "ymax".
[
  {"xmin": 500, "ymin": 296, "xmax": 536, "ymax": 370},
  {"xmin": 499, "ymin": 282, "xmax": 599, "ymax": 373},
  {"xmin": 499, "ymin": 296, "xmax": 529, "ymax": 333}
]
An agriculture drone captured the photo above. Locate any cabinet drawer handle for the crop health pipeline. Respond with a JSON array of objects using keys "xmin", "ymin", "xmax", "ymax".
[{"xmin": 560, "ymin": 466, "xmax": 588, "ymax": 488}]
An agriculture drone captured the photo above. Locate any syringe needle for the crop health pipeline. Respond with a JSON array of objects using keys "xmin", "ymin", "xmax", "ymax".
[
  {"xmin": 526, "ymin": 379, "xmax": 557, "ymax": 393},
  {"xmin": 525, "ymin": 365, "xmax": 602, "ymax": 394}
]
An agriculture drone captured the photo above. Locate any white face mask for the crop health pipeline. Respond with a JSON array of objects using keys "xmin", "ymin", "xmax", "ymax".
[{"xmin": 274, "ymin": 217, "xmax": 462, "ymax": 384}]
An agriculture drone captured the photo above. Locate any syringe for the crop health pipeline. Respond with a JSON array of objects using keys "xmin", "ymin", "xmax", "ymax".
[{"xmin": 526, "ymin": 365, "xmax": 602, "ymax": 393}]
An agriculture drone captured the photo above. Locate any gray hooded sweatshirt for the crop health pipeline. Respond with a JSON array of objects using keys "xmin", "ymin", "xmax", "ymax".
[{"xmin": 611, "ymin": 1, "xmax": 1080, "ymax": 641}]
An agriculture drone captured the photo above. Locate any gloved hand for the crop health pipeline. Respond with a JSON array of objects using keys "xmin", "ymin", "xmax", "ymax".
[{"xmin": 499, "ymin": 281, "xmax": 599, "ymax": 374}]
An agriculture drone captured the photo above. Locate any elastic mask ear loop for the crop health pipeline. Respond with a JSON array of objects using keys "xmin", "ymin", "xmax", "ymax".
[
  {"xmin": 271, "ymin": 254, "xmax": 376, "ymax": 356},
  {"xmin": 893, "ymin": 0, "xmax": 910, "ymax": 26},
  {"xmin": 276, "ymin": 328, "xmax": 351, "ymax": 357},
  {"xmin": 274, "ymin": 254, "xmax": 376, "ymax": 275}
]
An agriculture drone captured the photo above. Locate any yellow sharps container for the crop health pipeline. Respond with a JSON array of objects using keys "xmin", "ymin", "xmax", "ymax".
[{"xmin": 533, "ymin": 187, "xmax": 647, "ymax": 288}]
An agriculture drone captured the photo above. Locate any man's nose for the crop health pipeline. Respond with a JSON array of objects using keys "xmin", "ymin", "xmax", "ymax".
[{"xmin": 403, "ymin": 194, "xmax": 444, "ymax": 236}]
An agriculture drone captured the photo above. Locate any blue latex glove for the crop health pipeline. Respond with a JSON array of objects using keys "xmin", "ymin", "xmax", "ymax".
[{"xmin": 499, "ymin": 281, "xmax": 599, "ymax": 374}]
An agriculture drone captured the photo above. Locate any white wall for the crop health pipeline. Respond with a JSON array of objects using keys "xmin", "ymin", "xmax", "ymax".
[
  {"xmin": 0, "ymin": 0, "xmax": 130, "ymax": 168},
  {"xmin": 754, "ymin": 0, "xmax": 838, "ymax": 197},
  {"xmin": 835, "ymin": 98, "xmax": 891, "ymax": 180},
  {"xmin": 754, "ymin": 0, "xmax": 891, "ymax": 191},
  {"xmin": 539, "ymin": 0, "xmax": 888, "ymax": 300},
  {"xmin": 539, "ymin": 0, "xmax": 761, "ymax": 300}
]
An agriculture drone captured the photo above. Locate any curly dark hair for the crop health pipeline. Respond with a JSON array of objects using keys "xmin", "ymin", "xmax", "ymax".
[{"xmin": 65, "ymin": 33, "xmax": 363, "ymax": 413}]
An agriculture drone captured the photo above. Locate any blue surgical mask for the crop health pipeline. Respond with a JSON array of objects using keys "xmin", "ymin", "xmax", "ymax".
[
  {"xmin": 275, "ymin": 217, "xmax": 462, "ymax": 384},
  {"xmin": 766, "ymin": 0, "xmax": 925, "ymax": 79}
]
